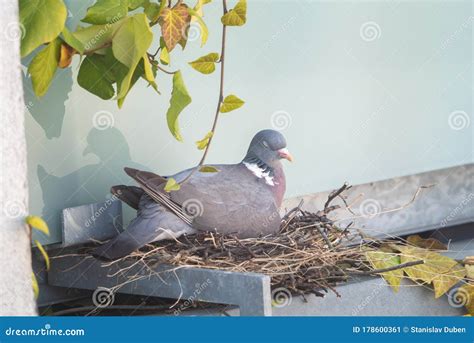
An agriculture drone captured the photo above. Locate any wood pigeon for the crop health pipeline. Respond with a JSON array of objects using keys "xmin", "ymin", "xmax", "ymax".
[{"xmin": 93, "ymin": 129, "xmax": 293, "ymax": 260}]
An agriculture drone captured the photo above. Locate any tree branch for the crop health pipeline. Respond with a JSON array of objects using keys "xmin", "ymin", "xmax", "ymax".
[
  {"xmin": 349, "ymin": 260, "xmax": 424, "ymax": 275},
  {"xmin": 180, "ymin": 0, "xmax": 228, "ymax": 184}
]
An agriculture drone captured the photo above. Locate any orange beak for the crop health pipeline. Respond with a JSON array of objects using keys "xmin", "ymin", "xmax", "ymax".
[{"xmin": 278, "ymin": 148, "xmax": 293, "ymax": 162}]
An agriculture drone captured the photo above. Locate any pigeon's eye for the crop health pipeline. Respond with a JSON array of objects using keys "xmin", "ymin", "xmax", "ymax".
[{"xmin": 262, "ymin": 141, "xmax": 269, "ymax": 149}]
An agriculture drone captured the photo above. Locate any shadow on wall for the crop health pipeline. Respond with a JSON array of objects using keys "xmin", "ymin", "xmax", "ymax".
[
  {"xmin": 37, "ymin": 128, "xmax": 149, "ymax": 243},
  {"xmin": 22, "ymin": 68, "xmax": 73, "ymax": 139}
]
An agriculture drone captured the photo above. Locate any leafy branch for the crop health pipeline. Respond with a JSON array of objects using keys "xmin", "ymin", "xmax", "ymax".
[
  {"xmin": 21, "ymin": 0, "xmax": 246, "ymax": 156},
  {"xmin": 178, "ymin": 0, "xmax": 228, "ymax": 185}
]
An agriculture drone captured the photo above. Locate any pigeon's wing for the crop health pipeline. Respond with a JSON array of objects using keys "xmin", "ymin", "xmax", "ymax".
[
  {"xmin": 123, "ymin": 167, "xmax": 192, "ymax": 225},
  {"xmin": 92, "ymin": 194, "xmax": 195, "ymax": 260},
  {"xmin": 111, "ymin": 185, "xmax": 143, "ymax": 210},
  {"xmin": 170, "ymin": 164, "xmax": 281, "ymax": 237},
  {"xmin": 121, "ymin": 165, "xmax": 281, "ymax": 237}
]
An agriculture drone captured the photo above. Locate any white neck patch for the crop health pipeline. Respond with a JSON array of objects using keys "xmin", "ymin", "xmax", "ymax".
[{"xmin": 243, "ymin": 162, "xmax": 275, "ymax": 186}]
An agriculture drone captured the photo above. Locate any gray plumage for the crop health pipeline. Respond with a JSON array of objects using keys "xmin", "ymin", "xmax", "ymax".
[{"xmin": 93, "ymin": 129, "xmax": 292, "ymax": 260}]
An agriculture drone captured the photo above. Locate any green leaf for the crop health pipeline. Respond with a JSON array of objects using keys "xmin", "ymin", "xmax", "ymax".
[
  {"xmin": 458, "ymin": 284, "xmax": 474, "ymax": 315},
  {"xmin": 432, "ymin": 264, "xmax": 466, "ymax": 298},
  {"xmin": 189, "ymin": 52, "xmax": 219, "ymax": 74},
  {"xmin": 144, "ymin": 1, "xmax": 161, "ymax": 21},
  {"xmin": 187, "ymin": 8, "xmax": 209, "ymax": 47},
  {"xmin": 407, "ymin": 235, "xmax": 447, "ymax": 250},
  {"xmin": 112, "ymin": 13, "xmax": 153, "ymax": 101},
  {"xmin": 164, "ymin": 178, "xmax": 181, "ymax": 192},
  {"xmin": 160, "ymin": 4, "xmax": 191, "ymax": 51},
  {"xmin": 166, "ymin": 71, "xmax": 191, "ymax": 141},
  {"xmin": 196, "ymin": 131, "xmax": 213, "ymax": 150},
  {"xmin": 78, "ymin": 54, "xmax": 116, "ymax": 100},
  {"xmin": 221, "ymin": 0, "xmax": 246, "ymax": 26},
  {"xmin": 83, "ymin": 0, "xmax": 128, "ymax": 25},
  {"xmin": 199, "ymin": 166, "xmax": 219, "ymax": 173},
  {"xmin": 26, "ymin": 215, "xmax": 50, "ymax": 236},
  {"xmin": 61, "ymin": 27, "xmax": 85, "ymax": 54},
  {"xmin": 32, "ymin": 273, "xmax": 39, "ymax": 299},
  {"xmin": 128, "ymin": 0, "xmax": 147, "ymax": 10},
  {"xmin": 27, "ymin": 39, "xmax": 61, "ymax": 97},
  {"xmin": 160, "ymin": 46, "xmax": 170, "ymax": 65},
  {"xmin": 396, "ymin": 245, "xmax": 458, "ymax": 284},
  {"xmin": 366, "ymin": 250, "xmax": 403, "ymax": 292},
  {"xmin": 219, "ymin": 94, "xmax": 244, "ymax": 113},
  {"xmin": 117, "ymin": 57, "xmax": 155, "ymax": 107},
  {"xmin": 74, "ymin": 19, "xmax": 125, "ymax": 53},
  {"xmin": 466, "ymin": 258, "xmax": 474, "ymax": 280},
  {"xmin": 35, "ymin": 240, "xmax": 50, "ymax": 271},
  {"xmin": 20, "ymin": 0, "xmax": 67, "ymax": 57},
  {"xmin": 142, "ymin": 55, "xmax": 158, "ymax": 91},
  {"xmin": 193, "ymin": 0, "xmax": 212, "ymax": 17}
]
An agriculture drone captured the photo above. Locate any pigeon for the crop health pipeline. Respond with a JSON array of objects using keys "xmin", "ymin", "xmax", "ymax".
[{"xmin": 93, "ymin": 129, "xmax": 293, "ymax": 260}]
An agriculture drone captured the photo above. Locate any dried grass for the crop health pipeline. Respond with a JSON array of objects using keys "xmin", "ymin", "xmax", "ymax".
[{"xmin": 107, "ymin": 184, "xmax": 393, "ymax": 298}]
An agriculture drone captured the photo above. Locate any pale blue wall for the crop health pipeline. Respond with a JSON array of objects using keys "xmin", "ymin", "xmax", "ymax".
[{"xmin": 25, "ymin": 0, "xmax": 473, "ymax": 244}]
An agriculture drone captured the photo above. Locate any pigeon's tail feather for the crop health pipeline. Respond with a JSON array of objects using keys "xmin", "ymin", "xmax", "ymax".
[
  {"xmin": 111, "ymin": 185, "xmax": 143, "ymax": 210},
  {"xmin": 92, "ymin": 198, "xmax": 196, "ymax": 260},
  {"xmin": 123, "ymin": 167, "xmax": 192, "ymax": 225}
]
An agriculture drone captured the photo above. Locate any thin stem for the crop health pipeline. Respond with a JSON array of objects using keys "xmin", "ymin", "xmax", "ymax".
[
  {"xmin": 157, "ymin": 65, "xmax": 177, "ymax": 75},
  {"xmin": 146, "ymin": 53, "xmax": 177, "ymax": 74},
  {"xmin": 180, "ymin": 0, "xmax": 228, "ymax": 184},
  {"xmin": 349, "ymin": 260, "xmax": 424, "ymax": 275}
]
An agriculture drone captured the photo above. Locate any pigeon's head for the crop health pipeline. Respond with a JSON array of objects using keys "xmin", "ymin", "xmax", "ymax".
[{"xmin": 245, "ymin": 129, "xmax": 293, "ymax": 167}]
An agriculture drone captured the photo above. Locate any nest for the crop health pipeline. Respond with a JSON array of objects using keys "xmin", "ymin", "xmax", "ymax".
[{"xmin": 109, "ymin": 184, "xmax": 382, "ymax": 298}]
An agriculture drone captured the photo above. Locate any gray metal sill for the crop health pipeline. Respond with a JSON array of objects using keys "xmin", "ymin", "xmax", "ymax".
[{"xmin": 37, "ymin": 164, "xmax": 473, "ymax": 315}]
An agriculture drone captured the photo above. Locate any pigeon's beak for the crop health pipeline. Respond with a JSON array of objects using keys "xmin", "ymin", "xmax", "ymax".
[{"xmin": 278, "ymin": 148, "xmax": 293, "ymax": 162}]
